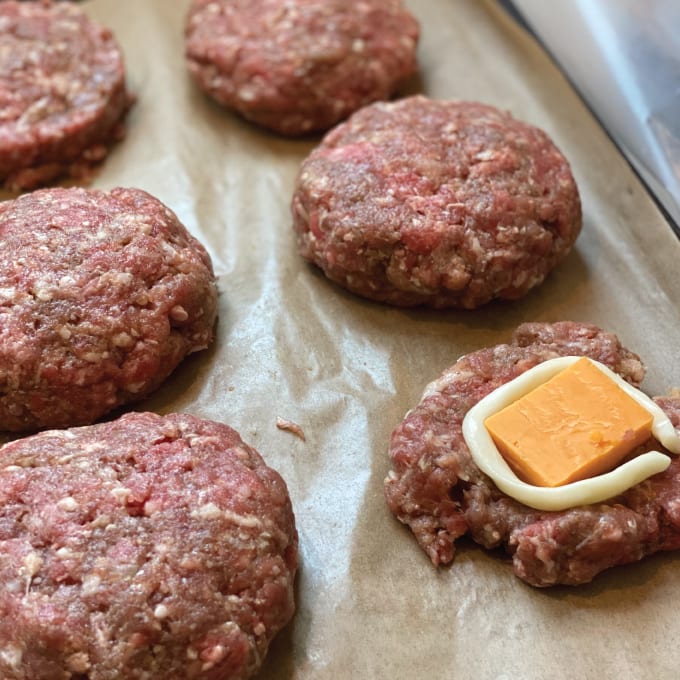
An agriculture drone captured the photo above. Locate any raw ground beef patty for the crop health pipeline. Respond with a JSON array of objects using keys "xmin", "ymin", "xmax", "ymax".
[
  {"xmin": 292, "ymin": 96, "xmax": 582, "ymax": 308},
  {"xmin": 0, "ymin": 187, "xmax": 217, "ymax": 432},
  {"xmin": 184, "ymin": 0, "xmax": 419, "ymax": 136},
  {"xmin": 0, "ymin": 0, "xmax": 132, "ymax": 191},
  {"xmin": 384, "ymin": 321, "xmax": 680, "ymax": 586},
  {"xmin": 0, "ymin": 411, "xmax": 298, "ymax": 680}
]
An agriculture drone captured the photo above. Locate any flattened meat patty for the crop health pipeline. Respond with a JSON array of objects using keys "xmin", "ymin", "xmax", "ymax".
[
  {"xmin": 384, "ymin": 321, "xmax": 680, "ymax": 586},
  {"xmin": 0, "ymin": 187, "xmax": 217, "ymax": 432},
  {"xmin": 185, "ymin": 0, "xmax": 419, "ymax": 136},
  {"xmin": 292, "ymin": 97, "xmax": 582, "ymax": 308},
  {"xmin": 0, "ymin": 412, "xmax": 298, "ymax": 680},
  {"xmin": 0, "ymin": 0, "xmax": 132, "ymax": 191}
]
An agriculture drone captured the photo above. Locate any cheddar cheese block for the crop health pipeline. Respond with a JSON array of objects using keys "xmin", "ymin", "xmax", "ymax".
[{"xmin": 485, "ymin": 357, "xmax": 654, "ymax": 487}]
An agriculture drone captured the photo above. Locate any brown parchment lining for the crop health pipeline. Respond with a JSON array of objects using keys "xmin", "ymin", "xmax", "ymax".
[{"xmin": 9, "ymin": 0, "xmax": 680, "ymax": 678}]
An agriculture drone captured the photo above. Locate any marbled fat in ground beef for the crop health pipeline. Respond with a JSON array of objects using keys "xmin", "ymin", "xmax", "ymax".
[
  {"xmin": 185, "ymin": 0, "xmax": 419, "ymax": 136},
  {"xmin": 0, "ymin": 411, "xmax": 298, "ymax": 680},
  {"xmin": 0, "ymin": 187, "xmax": 217, "ymax": 432},
  {"xmin": 384, "ymin": 321, "xmax": 680, "ymax": 586},
  {"xmin": 0, "ymin": 0, "xmax": 133, "ymax": 191},
  {"xmin": 292, "ymin": 96, "xmax": 582, "ymax": 308}
]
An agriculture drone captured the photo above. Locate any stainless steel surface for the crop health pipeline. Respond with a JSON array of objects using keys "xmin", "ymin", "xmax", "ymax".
[{"xmin": 509, "ymin": 0, "xmax": 680, "ymax": 232}]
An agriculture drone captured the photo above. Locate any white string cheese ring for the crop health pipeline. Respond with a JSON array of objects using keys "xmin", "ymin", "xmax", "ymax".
[{"xmin": 462, "ymin": 356, "xmax": 680, "ymax": 511}]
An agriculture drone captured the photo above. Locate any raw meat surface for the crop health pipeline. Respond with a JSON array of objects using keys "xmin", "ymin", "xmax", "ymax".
[
  {"xmin": 0, "ymin": 411, "xmax": 298, "ymax": 679},
  {"xmin": 385, "ymin": 321, "xmax": 680, "ymax": 586},
  {"xmin": 185, "ymin": 0, "xmax": 419, "ymax": 135},
  {"xmin": 293, "ymin": 97, "xmax": 581, "ymax": 308},
  {"xmin": 0, "ymin": 0, "xmax": 132, "ymax": 190},
  {"xmin": 0, "ymin": 187, "xmax": 217, "ymax": 432}
]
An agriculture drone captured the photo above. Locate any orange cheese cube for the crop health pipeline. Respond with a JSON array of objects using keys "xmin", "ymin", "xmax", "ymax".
[{"xmin": 484, "ymin": 357, "xmax": 654, "ymax": 487}]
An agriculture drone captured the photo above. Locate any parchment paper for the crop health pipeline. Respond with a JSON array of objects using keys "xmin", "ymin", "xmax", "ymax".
[{"xmin": 41, "ymin": 0, "xmax": 680, "ymax": 678}]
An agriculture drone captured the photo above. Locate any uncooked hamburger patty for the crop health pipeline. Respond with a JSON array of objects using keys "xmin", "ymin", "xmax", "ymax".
[
  {"xmin": 0, "ymin": 411, "xmax": 298, "ymax": 680},
  {"xmin": 0, "ymin": 187, "xmax": 217, "ymax": 432},
  {"xmin": 384, "ymin": 321, "xmax": 680, "ymax": 586},
  {"xmin": 292, "ymin": 97, "xmax": 582, "ymax": 308},
  {"xmin": 0, "ymin": 0, "xmax": 132, "ymax": 191},
  {"xmin": 184, "ymin": 0, "xmax": 419, "ymax": 136}
]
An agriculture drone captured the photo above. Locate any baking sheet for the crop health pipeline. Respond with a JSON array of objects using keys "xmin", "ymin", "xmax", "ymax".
[{"xmin": 22, "ymin": 0, "xmax": 680, "ymax": 677}]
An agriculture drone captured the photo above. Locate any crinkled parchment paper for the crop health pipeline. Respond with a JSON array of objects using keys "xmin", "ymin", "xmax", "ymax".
[{"xmin": 23, "ymin": 0, "xmax": 680, "ymax": 677}]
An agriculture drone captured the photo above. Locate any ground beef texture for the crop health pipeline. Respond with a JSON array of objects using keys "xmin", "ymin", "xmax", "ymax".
[
  {"xmin": 0, "ymin": 0, "xmax": 132, "ymax": 190},
  {"xmin": 293, "ymin": 97, "xmax": 582, "ymax": 308},
  {"xmin": 385, "ymin": 321, "xmax": 680, "ymax": 586},
  {"xmin": 185, "ymin": 0, "xmax": 419, "ymax": 135},
  {"xmin": 0, "ymin": 411, "xmax": 298, "ymax": 680},
  {"xmin": 0, "ymin": 187, "xmax": 217, "ymax": 432}
]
